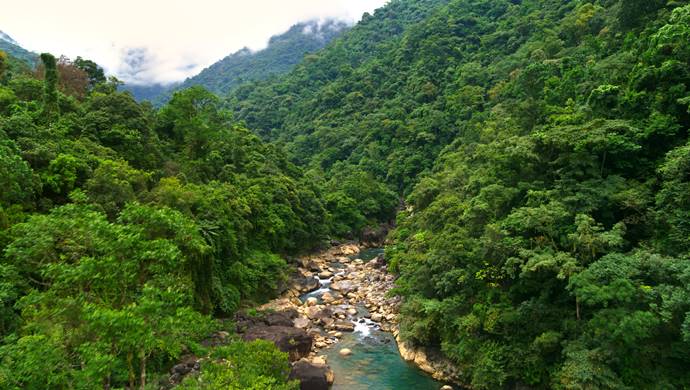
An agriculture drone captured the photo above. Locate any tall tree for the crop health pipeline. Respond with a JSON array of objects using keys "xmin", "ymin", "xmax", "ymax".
[
  {"xmin": 39, "ymin": 52, "xmax": 58, "ymax": 118},
  {"xmin": 74, "ymin": 56, "xmax": 106, "ymax": 89}
]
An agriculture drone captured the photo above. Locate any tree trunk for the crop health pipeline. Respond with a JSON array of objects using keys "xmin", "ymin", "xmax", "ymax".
[
  {"xmin": 127, "ymin": 352, "xmax": 135, "ymax": 389},
  {"xmin": 139, "ymin": 353, "xmax": 147, "ymax": 390},
  {"xmin": 576, "ymin": 297, "xmax": 581, "ymax": 321}
]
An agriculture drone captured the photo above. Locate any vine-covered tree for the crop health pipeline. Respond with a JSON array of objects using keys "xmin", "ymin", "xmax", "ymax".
[{"xmin": 39, "ymin": 52, "xmax": 58, "ymax": 118}]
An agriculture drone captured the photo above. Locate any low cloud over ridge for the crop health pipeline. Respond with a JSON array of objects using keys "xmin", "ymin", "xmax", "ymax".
[{"xmin": 0, "ymin": 0, "xmax": 388, "ymax": 85}]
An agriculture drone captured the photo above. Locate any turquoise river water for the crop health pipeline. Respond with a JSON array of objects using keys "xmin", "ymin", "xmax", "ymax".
[{"xmin": 301, "ymin": 247, "xmax": 445, "ymax": 389}]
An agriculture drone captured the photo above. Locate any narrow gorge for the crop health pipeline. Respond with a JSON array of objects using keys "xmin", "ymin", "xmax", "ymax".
[{"xmin": 254, "ymin": 243, "xmax": 458, "ymax": 389}]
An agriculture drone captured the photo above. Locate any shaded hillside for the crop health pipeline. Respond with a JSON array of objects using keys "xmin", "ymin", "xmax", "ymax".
[{"xmin": 229, "ymin": 0, "xmax": 455, "ymax": 193}]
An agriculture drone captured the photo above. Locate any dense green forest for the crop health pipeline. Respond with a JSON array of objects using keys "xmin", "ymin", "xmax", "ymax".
[
  {"xmin": 2, "ymin": 0, "xmax": 690, "ymax": 388},
  {"xmin": 229, "ymin": 0, "xmax": 690, "ymax": 388},
  {"xmin": 0, "ymin": 52, "xmax": 314, "ymax": 388}
]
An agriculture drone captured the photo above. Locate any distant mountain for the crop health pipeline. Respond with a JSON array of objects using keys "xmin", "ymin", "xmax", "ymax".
[
  {"xmin": 123, "ymin": 19, "xmax": 349, "ymax": 104},
  {"xmin": 120, "ymin": 82, "xmax": 179, "ymax": 103},
  {"xmin": 0, "ymin": 30, "xmax": 37, "ymax": 65}
]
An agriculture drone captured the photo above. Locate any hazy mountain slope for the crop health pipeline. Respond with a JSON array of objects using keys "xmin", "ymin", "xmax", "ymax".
[
  {"xmin": 228, "ymin": 0, "xmax": 454, "ymax": 190},
  {"xmin": 124, "ymin": 20, "xmax": 348, "ymax": 104},
  {"xmin": 0, "ymin": 30, "xmax": 37, "ymax": 65},
  {"xmin": 121, "ymin": 81, "xmax": 179, "ymax": 102},
  {"xmin": 175, "ymin": 20, "xmax": 348, "ymax": 96}
]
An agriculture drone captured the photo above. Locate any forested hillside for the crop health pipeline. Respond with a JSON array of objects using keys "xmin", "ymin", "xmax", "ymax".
[
  {"xmin": 163, "ymin": 20, "xmax": 349, "ymax": 101},
  {"xmin": 228, "ymin": 0, "xmax": 690, "ymax": 388},
  {"xmin": 2, "ymin": 0, "xmax": 690, "ymax": 388},
  {"xmin": 0, "ymin": 52, "xmax": 318, "ymax": 388}
]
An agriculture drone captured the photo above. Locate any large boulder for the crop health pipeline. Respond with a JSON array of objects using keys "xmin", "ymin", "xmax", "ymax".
[
  {"xmin": 321, "ymin": 291, "xmax": 335, "ymax": 303},
  {"xmin": 243, "ymin": 326, "xmax": 312, "ymax": 361},
  {"xmin": 235, "ymin": 310, "xmax": 298, "ymax": 332},
  {"xmin": 265, "ymin": 310, "xmax": 297, "ymax": 327},
  {"xmin": 234, "ymin": 311, "xmax": 266, "ymax": 333},
  {"xmin": 368, "ymin": 253, "xmax": 387, "ymax": 269},
  {"xmin": 297, "ymin": 276, "xmax": 320, "ymax": 293},
  {"xmin": 293, "ymin": 317, "xmax": 311, "ymax": 329},
  {"xmin": 167, "ymin": 355, "xmax": 200, "ymax": 386},
  {"xmin": 289, "ymin": 358, "xmax": 333, "ymax": 390},
  {"xmin": 330, "ymin": 280, "xmax": 356, "ymax": 294},
  {"xmin": 307, "ymin": 307, "xmax": 333, "ymax": 321}
]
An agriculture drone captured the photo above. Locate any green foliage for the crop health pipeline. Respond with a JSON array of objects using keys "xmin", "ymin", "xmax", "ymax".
[
  {"xmin": 374, "ymin": 0, "xmax": 690, "ymax": 388},
  {"xmin": 41, "ymin": 153, "xmax": 91, "ymax": 197},
  {"xmin": 0, "ymin": 49, "xmax": 324, "ymax": 389},
  {"xmin": 0, "ymin": 133, "xmax": 35, "ymax": 208},
  {"xmin": 39, "ymin": 53, "xmax": 59, "ymax": 119},
  {"xmin": 0, "ymin": 51, "xmax": 6, "ymax": 82},
  {"xmin": 229, "ymin": 0, "xmax": 451, "ymax": 196},
  {"xmin": 1, "ymin": 204, "xmax": 213, "ymax": 388},
  {"xmin": 324, "ymin": 166, "xmax": 398, "ymax": 236},
  {"xmin": 3, "ymin": 0, "xmax": 690, "ymax": 388},
  {"xmin": 85, "ymin": 159, "xmax": 149, "ymax": 216},
  {"xmin": 178, "ymin": 340, "xmax": 299, "ymax": 390},
  {"xmin": 73, "ymin": 56, "xmax": 106, "ymax": 89}
]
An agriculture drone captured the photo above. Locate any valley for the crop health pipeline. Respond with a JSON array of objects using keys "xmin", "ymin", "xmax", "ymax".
[{"xmin": 2, "ymin": 0, "xmax": 690, "ymax": 389}]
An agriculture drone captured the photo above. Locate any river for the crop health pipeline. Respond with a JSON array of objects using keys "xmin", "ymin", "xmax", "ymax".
[{"xmin": 298, "ymin": 248, "xmax": 444, "ymax": 389}]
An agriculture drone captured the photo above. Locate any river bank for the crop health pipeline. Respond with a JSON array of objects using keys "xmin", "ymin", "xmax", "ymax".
[{"xmin": 257, "ymin": 242, "xmax": 460, "ymax": 389}]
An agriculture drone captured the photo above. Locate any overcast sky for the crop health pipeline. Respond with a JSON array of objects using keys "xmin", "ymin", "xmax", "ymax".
[{"xmin": 0, "ymin": 0, "xmax": 388, "ymax": 85}]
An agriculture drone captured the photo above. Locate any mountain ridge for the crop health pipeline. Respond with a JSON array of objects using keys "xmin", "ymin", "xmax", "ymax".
[
  {"xmin": 123, "ymin": 19, "xmax": 349, "ymax": 104},
  {"xmin": 0, "ymin": 30, "xmax": 37, "ymax": 65}
]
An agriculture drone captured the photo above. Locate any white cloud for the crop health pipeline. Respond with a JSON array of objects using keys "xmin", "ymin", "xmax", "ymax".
[{"xmin": 0, "ymin": 0, "xmax": 388, "ymax": 85}]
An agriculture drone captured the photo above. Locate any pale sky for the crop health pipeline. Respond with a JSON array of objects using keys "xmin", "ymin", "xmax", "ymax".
[{"xmin": 0, "ymin": 0, "xmax": 388, "ymax": 85}]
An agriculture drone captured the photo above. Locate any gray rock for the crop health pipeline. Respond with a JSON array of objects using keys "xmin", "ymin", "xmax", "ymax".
[
  {"xmin": 293, "ymin": 317, "xmax": 311, "ymax": 329},
  {"xmin": 330, "ymin": 280, "xmax": 356, "ymax": 294},
  {"xmin": 289, "ymin": 358, "xmax": 332, "ymax": 390},
  {"xmin": 243, "ymin": 325, "xmax": 312, "ymax": 362},
  {"xmin": 334, "ymin": 321, "xmax": 355, "ymax": 332}
]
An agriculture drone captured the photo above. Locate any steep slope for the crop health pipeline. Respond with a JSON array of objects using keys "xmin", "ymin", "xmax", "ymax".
[
  {"xmin": 0, "ymin": 54, "xmax": 325, "ymax": 387},
  {"xmin": 228, "ymin": 0, "xmax": 690, "ymax": 388},
  {"xmin": 171, "ymin": 20, "xmax": 348, "ymax": 97},
  {"xmin": 229, "ymin": 0, "xmax": 460, "ymax": 192}
]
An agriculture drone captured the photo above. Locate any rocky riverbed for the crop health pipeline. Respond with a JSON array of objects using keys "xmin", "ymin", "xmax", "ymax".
[
  {"xmin": 255, "ymin": 242, "xmax": 460, "ymax": 389},
  {"xmin": 165, "ymin": 242, "xmax": 459, "ymax": 389}
]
